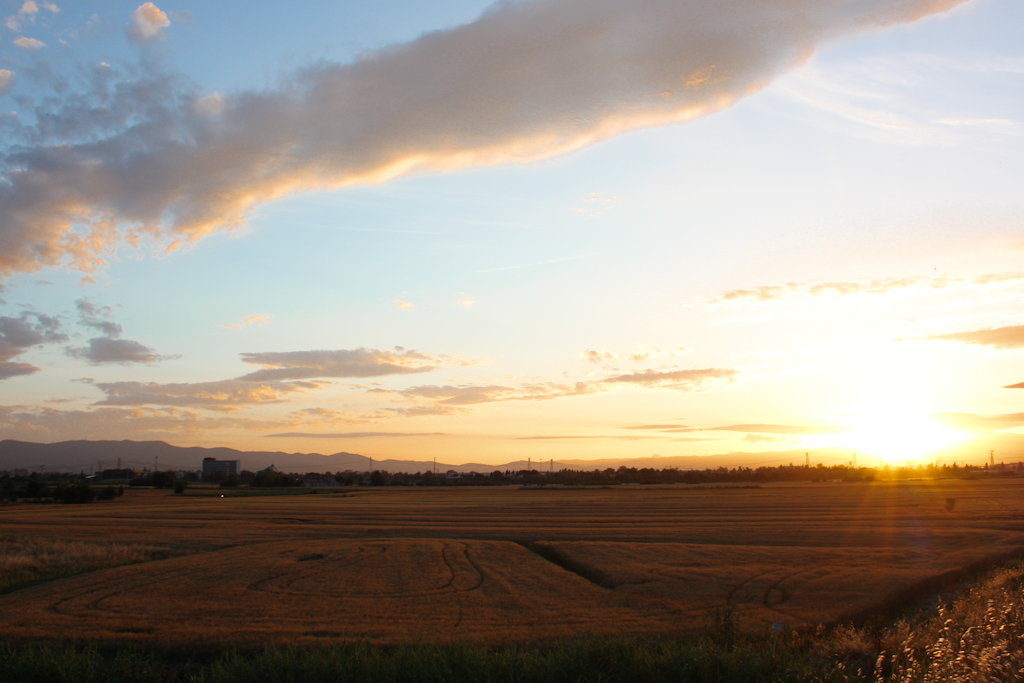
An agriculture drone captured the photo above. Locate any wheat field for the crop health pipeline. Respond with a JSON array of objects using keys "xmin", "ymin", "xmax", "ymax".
[{"xmin": 0, "ymin": 478, "xmax": 1021, "ymax": 644}]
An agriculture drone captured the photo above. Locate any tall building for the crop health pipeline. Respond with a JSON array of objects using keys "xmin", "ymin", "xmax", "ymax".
[{"xmin": 201, "ymin": 457, "xmax": 240, "ymax": 479}]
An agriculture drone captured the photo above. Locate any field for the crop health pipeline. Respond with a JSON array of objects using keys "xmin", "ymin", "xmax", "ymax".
[{"xmin": 0, "ymin": 478, "xmax": 1022, "ymax": 645}]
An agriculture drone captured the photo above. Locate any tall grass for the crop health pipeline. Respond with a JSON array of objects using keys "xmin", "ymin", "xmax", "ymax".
[
  {"xmin": 0, "ymin": 561, "xmax": 1021, "ymax": 682},
  {"xmin": 874, "ymin": 564, "xmax": 1024, "ymax": 683},
  {"xmin": 0, "ymin": 537, "xmax": 165, "ymax": 592}
]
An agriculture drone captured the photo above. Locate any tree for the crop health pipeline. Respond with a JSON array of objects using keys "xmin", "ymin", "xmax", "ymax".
[
  {"xmin": 370, "ymin": 470, "xmax": 387, "ymax": 486},
  {"xmin": 151, "ymin": 471, "xmax": 177, "ymax": 489}
]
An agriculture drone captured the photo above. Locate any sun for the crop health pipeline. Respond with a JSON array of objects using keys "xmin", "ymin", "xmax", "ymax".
[{"xmin": 840, "ymin": 402, "xmax": 971, "ymax": 465}]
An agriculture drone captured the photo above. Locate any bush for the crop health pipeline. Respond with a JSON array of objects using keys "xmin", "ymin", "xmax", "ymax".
[
  {"xmin": 219, "ymin": 474, "xmax": 240, "ymax": 488},
  {"xmin": 96, "ymin": 485, "xmax": 124, "ymax": 501},
  {"xmin": 174, "ymin": 481, "xmax": 187, "ymax": 494},
  {"xmin": 52, "ymin": 482, "xmax": 96, "ymax": 504},
  {"xmin": 151, "ymin": 471, "xmax": 177, "ymax": 489}
]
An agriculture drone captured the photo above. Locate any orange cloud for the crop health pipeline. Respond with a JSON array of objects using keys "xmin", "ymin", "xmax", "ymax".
[
  {"xmin": 0, "ymin": 0, "xmax": 969, "ymax": 278},
  {"xmin": 707, "ymin": 272, "xmax": 1024, "ymax": 306}
]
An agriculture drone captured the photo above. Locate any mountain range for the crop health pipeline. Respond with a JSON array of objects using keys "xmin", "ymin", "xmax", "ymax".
[{"xmin": 0, "ymin": 439, "xmax": 864, "ymax": 475}]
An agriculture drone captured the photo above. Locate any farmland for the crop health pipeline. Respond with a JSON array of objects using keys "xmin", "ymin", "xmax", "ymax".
[{"xmin": 0, "ymin": 478, "xmax": 1022, "ymax": 645}]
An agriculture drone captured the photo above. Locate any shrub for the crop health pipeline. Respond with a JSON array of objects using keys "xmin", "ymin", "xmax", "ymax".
[
  {"xmin": 52, "ymin": 483, "xmax": 96, "ymax": 504},
  {"xmin": 151, "ymin": 471, "xmax": 177, "ymax": 489}
]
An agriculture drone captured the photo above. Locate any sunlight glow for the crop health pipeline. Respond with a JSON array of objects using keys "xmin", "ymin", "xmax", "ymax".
[{"xmin": 841, "ymin": 402, "xmax": 971, "ymax": 465}]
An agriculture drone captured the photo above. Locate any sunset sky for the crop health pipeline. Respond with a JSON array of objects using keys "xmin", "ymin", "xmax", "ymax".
[{"xmin": 1, "ymin": 0, "xmax": 1022, "ymax": 467}]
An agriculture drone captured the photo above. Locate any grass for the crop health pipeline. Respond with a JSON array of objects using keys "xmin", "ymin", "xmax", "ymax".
[
  {"xmin": 0, "ymin": 480, "xmax": 1022, "ymax": 646},
  {"xmin": 1, "ymin": 562, "xmax": 1021, "ymax": 683},
  {"xmin": 0, "ymin": 537, "xmax": 167, "ymax": 594}
]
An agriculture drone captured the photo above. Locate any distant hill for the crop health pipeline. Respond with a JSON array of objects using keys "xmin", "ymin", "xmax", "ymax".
[{"xmin": 0, "ymin": 439, "xmax": 874, "ymax": 475}]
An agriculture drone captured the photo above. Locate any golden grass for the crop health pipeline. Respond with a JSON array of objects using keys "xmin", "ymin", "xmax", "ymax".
[
  {"xmin": 0, "ymin": 537, "xmax": 166, "ymax": 592},
  {"xmin": 0, "ymin": 479, "xmax": 1021, "ymax": 645},
  {"xmin": 0, "ymin": 539, "xmax": 663, "ymax": 645},
  {"xmin": 531, "ymin": 540, "xmax": 1008, "ymax": 632}
]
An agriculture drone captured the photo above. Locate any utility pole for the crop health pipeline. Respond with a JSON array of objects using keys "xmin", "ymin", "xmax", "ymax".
[
  {"xmin": 805, "ymin": 453, "xmax": 809, "ymax": 468},
  {"xmin": 990, "ymin": 450, "xmax": 995, "ymax": 467},
  {"xmin": 550, "ymin": 458, "xmax": 553, "ymax": 474},
  {"xmin": 155, "ymin": 456, "xmax": 159, "ymax": 472},
  {"xmin": 433, "ymin": 457, "xmax": 436, "ymax": 475},
  {"xmin": 528, "ymin": 457, "xmax": 531, "ymax": 472}
]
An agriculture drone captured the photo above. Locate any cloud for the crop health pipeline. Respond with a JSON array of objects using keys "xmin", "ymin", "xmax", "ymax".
[
  {"xmin": 266, "ymin": 431, "xmax": 445, "ymax": 439},
  {"xmin": 224, "ymin": 313, "xmax": 269, "ymax": 330},
  {"xmin": 582, "ymin": 344, "xmax": 688, "ymax": 364},
  {"xmin": 4, "ymin": 1, "xmax": 38, "ymax": 31},
  {"xmin": 74, "ymin": 298, "xmax": 121, "ymax": 337},
  {"xmin": 42, "ymin": 2, "xmax": 58, "ymax": 13},
  {"xmin": 743, "ymin": 433, "xmax": 788, "ymax": 443},
  {"xmin": 915, "ymin": 325, "xmax": 1024, "ymax": 350},
  {"xmin": 0, "ymin": 312, "xmax": 67, "ymax": 381},
  {"xmin": 127, "ymin": 2, "xmax": 170, "ymax": 44},
  {"xmin": 621, "ymin": 424, "xmax": 697, "ymax": 432},
  {"xmin": 601, "ymin": 367, "xmax": 738, "ymax": 390},
  {"xmin": 13, "ymin": 37, "xmax": 44, "ymax": 50},
  {"xmin": 708, "ymin": 423, "xmax": 849, "ymax": 435},
  {"xmin": 67, "ymin": 337, "xmax": 163, "ymax": 365},
  {"xmin": 458, "ymin": 298, "xmax": 475, "ymax": 308},
  {"xmin": 581, "ymin": 349, "xmax": 617, "ymax": 363},
  {"xmin": 93, "ymin": 378, "xmax": 321, "ymax": 411},
  {"xmin": 1006, "ymin": 382, "xmax": 1024, "ymax": 389},
  {"xmin": 381, "ymin": 381, "xmax": 600, "ymax": 406},
  {"xmin": 707, "ymin": 272, "xmax": 1024, "ymax": 306},
  {"xmin": 0, "ymin": 71, "xmax": 14, "ymax": 96},
  {"xmin": 0, "ymin": 0, "xmax": 968, "ymax": 277},
  {"xmin": 238, "ymin": 347, "xmax": 478, "ymax": 382},
  {"xmin": 393, "ymin": 300, "xmax": 414, "ymax": 311},
  {"xmin": 626, "ymin": 345, "xmax": 665, "ymax": 362},
  {"xmin": 65, "ymin": 298, "xmax": 167, "ymax": 365},
  {"xmin": 0, "ymin": 404, "xmax": 285, "ymax": 443},
  {"xmin": 933, "ymin": 412, "xmax": 1024, "ymax": 435},
  {"xmin": 0, "ymin": 362, "xmax": 38, "ymax": 381}
]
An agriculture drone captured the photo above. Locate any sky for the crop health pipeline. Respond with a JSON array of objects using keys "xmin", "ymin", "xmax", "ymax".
[{"xmin": 0, "ymin": 0, "xmax": 1022, "ymax": 467}]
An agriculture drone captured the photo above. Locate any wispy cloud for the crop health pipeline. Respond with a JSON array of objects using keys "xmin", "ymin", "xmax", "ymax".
[
  {"xmin": 911, "ymin": 325, "xmax": 1024, "ymax": 350},
  {"xmin": 265, "ymin": 431, "xmax": 445, "ymax": 439},
  {"xmin": 393, "ymin": 300, "xmax": 414, "ymax": 311},
  {"xmin": 0, "ymin": 70, "xmax": 14, "ymax": 96},
  {"xmin": 708, "ymin": 423, "xmax": 850, "ymax": 435},
  {"xmin": 92, "ymin": 379, "xmax": 324, "ymax": 411},
  {"xmin": 0, "ymin": 0, "xmax": 967, "ymax": 277},
  {"xmin": 581, "ymin": 344, "xmax": 688, "ymax": 364},
  {"xmin": 224, "ymin": 313, "xmax": 269, "ymax": 330},
  {"xmin": 706, "ymin": 272, "xmax": 1024, "ymax": 306},
  {"xmin": 65, "ymin": 298, "xmax": 167, "ymax": 365},
  {"xmin": 237, "ymin": 347, "xmax": 481, "ymax": 382},
  {"xmin": 601, "ymin": 367, "xmax": 738, "ymax": 390},
  {"xmin": 378, "ymin": 381, "xmax": 600, "ymax": 406},
  {"xmin": 0, "ymin": 312, "xmax": 67, "ymax": 381}
]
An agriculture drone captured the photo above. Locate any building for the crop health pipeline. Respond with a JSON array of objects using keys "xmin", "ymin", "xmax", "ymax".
[{"xmin": 201, "ymin": 457, "xmax": 240, "ymax": 480}]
